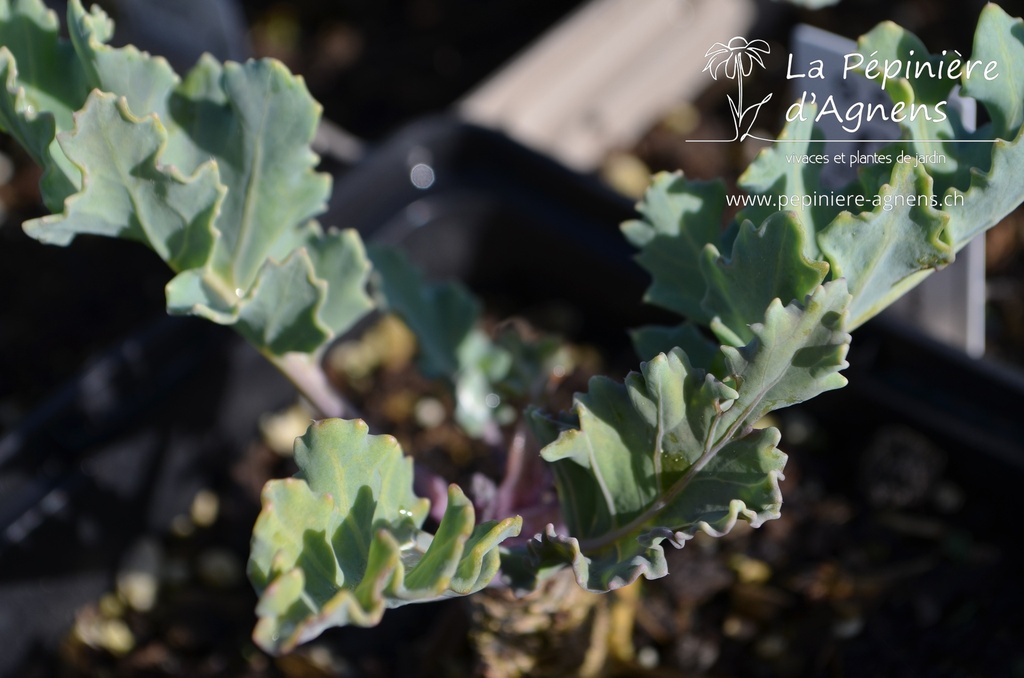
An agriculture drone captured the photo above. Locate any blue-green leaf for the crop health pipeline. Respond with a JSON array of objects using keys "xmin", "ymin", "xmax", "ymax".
[
  {"xmin": 702, "ymin": 211, "xmax": 830, "ymax": 346},
  {"xmin": 249, "ymin": 419, "xmax": 522, "ymax": 654},
  {"xmin": 961, "ymin": 4, "xmax": 1024, "ymax": 140},
  {"xmin": 368, "ymin": 245, "xmax": 482, "ymax": 379},
  {"xmin": 168, "ymin": 55, "xmax": 332, "ymax": 293},
  {"xmin": 621, "ymin": 172, "xmax": 725, "ymax": 324},
  {"xmin": 511, "ymin": 282, "xmax": 849, "ymax": 592},
  {"xmin": 855, "ymin": 22, "xmax": 980, "ymax": 193},
  {"xmin": 66, "ymin": 0, "xmax": 178, "ymax": 130},
  {"xmin": 0, "ymin": 0, "xmax": 88, "ymax": 208},
  {"xmin": 628, "ymin": 5, "xmax": 1024, "ymax": 337},
  {"xmin": 23, "ymin": 92, "xmax": 222, "ymax": 271},
  {"xmin": 369, "ymin": 245, "xmax": 526, "ymax": 438},
  {"xmin": 2, "ymin": 0, "xmax": 372, "ymax": 356},
  {"xmin": 736, "ymin": 114, "xmax": 838, "ymax": 260},
  {"xmin": 819, "ymin": 162, "xmax": 952, "ymax": 329},
  {"xmin": 944, "ymin": 124, "xmax": 1024, "ymax": 249}
]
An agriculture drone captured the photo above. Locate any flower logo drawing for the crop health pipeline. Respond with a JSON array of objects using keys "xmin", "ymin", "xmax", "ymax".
[{"xmin": 703, "ymin": 37, "xmax": 773, "ymax": 141}]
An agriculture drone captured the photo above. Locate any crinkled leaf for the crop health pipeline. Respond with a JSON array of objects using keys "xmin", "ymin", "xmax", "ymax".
[
  {"xmin": 641, "ymin": 8, "xmax": 1024, "ymax": 340},
  {"xmin": 851, "ymin": 5, "xmax": 1024, "ymax": 251},
  {"xmin": 702, "ymin": 211, "xmax": 829, "ymax": 347},
  {"xmin": 128, "ymin": 52, "xmax": 341, "ymax": 336},
  {"xmin": 2, "ymin": 0, "xmax": 372, "ymax": 355},
  {"xmin": 855, "ymin": 23, "xmax": 980, "ymax": 194},
  {"xmin": 510, "ymin": 282, "xmax": 849, "ymax": 593},
  {"xmin": 58, "ymin": 0, "xmax": 332, "ymax": 292},
  {"xmin": 944, "ymin": 5, "xmax": 1024, "ymax": 247},
  {"xmin": 304, "ymin": 228, "xmax": 376, "ymax": 335},
  {"xmin": 66, "ymin": 0, "xmax": 178, "ymax": 131},
  {"xmin": 819, "ymin": 162, "xmax": 952, "ymax": 329},
  {"xmin": 249, "ymin": 419, "xmax": 521, "ymax": 654},
  {"xmin": 621, "ymin": 172, "xmax": 725, "ymax": 324},
  {"xmin": 961, "ymin": 5, "xmax": 1024, "ymax": 140},
  {"xmin": 165, "ymin": 226, "xmax": 372, "ymax": 355},
  {"xmin": 0, "ymin": 0, "xmax": 89, "ymax": 208},
  {"xmin": 233, "ymin": 252, "xmax": 329, "ymax": 355},
  {"xmin": 736, "ymin": 114, "xmax": 839, "ymax": 260},
  {"xmin": 815, "ymin": 5, "xmax": 1024, "ymax": 326},
  {"xmin": 22, "ymin": 88, "xmax": 368, "ymax": 356},
  {"xmin": 23, "ymin": 92, "xmax": 222, "ymax": 270},
  {"xmin": 0, "ymin": 0, "xmax": 87, "ymax": 134},
  {"xmin": 719, "ymin": 281, "xmax": 850, "ymax": 416},
  {"xmin": 632, "ymin": 6, "xmax": 1024, "ymax": 337},
  {"xmin": 944, "ymin": 124, "xmax": 1024, "ymax": 248},
  {"xmin": 168, "ymin": 55, "xmax": 332, "ymax": 292},
  {"xmin": 856, "ymin": 23, "xmax": 954, "ymax": 107}
]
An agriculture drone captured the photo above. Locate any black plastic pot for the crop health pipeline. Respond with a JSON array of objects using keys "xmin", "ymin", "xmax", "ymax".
[{"xmin": 3, "ymin": 114, "xmax": 1023, "ymax": 675}]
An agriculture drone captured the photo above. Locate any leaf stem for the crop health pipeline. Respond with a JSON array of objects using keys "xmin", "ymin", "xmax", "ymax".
[
  {"xmin": 491, "ymin": 418, "xmax": 533, "ymax": 520},
  {"xmin": 267, "ymin": 351, "xmax": 360, "ymax": 419}
]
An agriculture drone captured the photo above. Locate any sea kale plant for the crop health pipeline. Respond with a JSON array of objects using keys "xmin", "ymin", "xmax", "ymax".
[{"xmin": 3, "ymin": 0, "xmax": 1024, "ymax": 656}]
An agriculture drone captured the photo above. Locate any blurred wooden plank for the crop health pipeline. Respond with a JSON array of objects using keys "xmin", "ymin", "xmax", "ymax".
[{"xmin": 460, "ymin": 0, "xmax": 755, "ymax": 170}]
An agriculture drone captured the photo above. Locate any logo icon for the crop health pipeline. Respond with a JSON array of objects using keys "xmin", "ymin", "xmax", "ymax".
[{"xmin": 702, "ymin": 37, "xmax": 773, "ymax": 142}]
